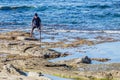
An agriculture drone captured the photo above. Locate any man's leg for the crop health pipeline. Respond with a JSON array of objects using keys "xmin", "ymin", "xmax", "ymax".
[{"xmin": 30, "ymin": 26, "xmax": 36, "ymax": 37}]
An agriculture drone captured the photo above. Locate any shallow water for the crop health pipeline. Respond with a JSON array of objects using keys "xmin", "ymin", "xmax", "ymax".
[
  {"xmin": 25, "ymin": 72, "xmax": 71, "ymax": 80},
  {"xmin": 44, "ymin": 74, "xmax": 72, "ymax": 80},
  {"xmin": 49, "ymin": 41, "xmax": 120, "ymax": 64},
  {"xmin": 34, "ymin": 30, "xmax": 120, "ymax": 43}
]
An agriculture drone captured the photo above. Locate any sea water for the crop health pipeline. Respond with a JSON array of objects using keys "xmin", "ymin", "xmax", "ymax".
[{"xmin": 0, "ymin": 0, "xmax": 120, "ymax": 31}]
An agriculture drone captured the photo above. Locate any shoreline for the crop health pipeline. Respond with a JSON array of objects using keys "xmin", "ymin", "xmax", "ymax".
[{"xmin": 0, "ymin": 30, "xmax": 120, "ymax": 80}]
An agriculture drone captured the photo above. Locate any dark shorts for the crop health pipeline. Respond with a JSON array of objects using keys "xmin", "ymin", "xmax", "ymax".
[{"xmin": 32, "ymin": 25, "xmax": 41, "ymax": 30}]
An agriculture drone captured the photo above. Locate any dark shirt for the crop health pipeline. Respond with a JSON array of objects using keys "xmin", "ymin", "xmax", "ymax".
[{"xmin": 32, "ymin": 17, "xmax": 41, "ymax": 27}]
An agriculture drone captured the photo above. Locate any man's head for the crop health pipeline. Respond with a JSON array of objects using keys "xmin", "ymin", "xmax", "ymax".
[{"xmin": 34, "ymin": 13, "xmax": 38, "ymax": 18}]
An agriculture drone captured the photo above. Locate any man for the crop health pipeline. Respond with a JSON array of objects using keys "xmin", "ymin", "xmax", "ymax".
[{"xmin": 30, "ymin": 13, "xmax": 41, "ymax": 38}]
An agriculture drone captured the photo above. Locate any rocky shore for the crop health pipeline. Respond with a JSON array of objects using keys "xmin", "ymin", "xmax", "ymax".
[{"xmin": 0, "ymin": 31, "xmax": 120, "ymax": 80}]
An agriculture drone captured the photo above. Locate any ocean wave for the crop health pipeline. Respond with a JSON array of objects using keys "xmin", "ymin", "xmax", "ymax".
[
  {"xmin": 113, "ymin": 13, "xmax": 120, "ymax": 17},
  {"xmin": 0, "ymin": 5, "xmax": 57, "ymax": 11},
  {"xmin": 36, "ymin": 6, "xmax": 51, "ymax": 11},
  {"xmin": 0, "ymin": 6, "xmax": 34, "ymax": 10},
  {"xmin": 91, "ymin": 12, "xmax": 111, "ymax": 18},
  {"xmin": 0, "ymin": 22, "xmax": 26, "ymax": 25},
  {"xmin": 53, "ymin": 30, "xmax": 120, "ymax": 34},
  {"xmin": 86, "ymin": 4, "xmax": 111, "ymax": 9}
]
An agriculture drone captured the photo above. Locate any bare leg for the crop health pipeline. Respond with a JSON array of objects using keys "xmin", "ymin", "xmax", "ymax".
[{"xmin": 30, "ymin": 27, "xmax": 36, "ymax": 37}]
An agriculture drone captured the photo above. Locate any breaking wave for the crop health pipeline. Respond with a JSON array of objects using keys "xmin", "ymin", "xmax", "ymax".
[
  {"xmin": 53, "ymin": 30, "xmax": 120, "ymax": 34},
  {"xmin": 0, "ymin": 6, "xmax": 34, "ymax": 10},
  {"xmin": 86, "ymin": 4, "xmax": 111, "ymax": 9}
]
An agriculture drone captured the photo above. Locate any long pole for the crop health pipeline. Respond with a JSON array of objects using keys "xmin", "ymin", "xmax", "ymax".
[
  {"xmin": 40, "ymin": 29, "xmax": 41, "ymax": 42},
  {"xmin": 39, "ymin": 24, "xmax": 42, "ymax": 42}
]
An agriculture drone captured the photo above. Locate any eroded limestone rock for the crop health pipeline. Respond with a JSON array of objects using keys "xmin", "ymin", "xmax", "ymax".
[
  {"xmin": 71, "ymin": 56, "xmax": 91, "ymax": 64},
  {"xmin": 2, "ymin": 64, "xmax": 25, "ymax": 75},
  {"xmin": 0, "ymin": 31, "xmax": 30, "ymax": 40}
]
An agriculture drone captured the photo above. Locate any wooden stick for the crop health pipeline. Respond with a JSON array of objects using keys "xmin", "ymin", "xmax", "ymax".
[
  {"xmin": 39, "ymin": 25, "xmax": 42, "ymax": 47},
  {"xmin": 40, "ymin": 29, "xmax": 41, "ymax": 42}
]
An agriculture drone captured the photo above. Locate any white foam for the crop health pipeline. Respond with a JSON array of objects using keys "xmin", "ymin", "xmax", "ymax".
[{"xmin": 53, "ymin": 30, "xmax": 120, "ymax": 34}]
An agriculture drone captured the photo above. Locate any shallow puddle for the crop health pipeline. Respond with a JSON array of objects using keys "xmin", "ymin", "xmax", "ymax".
[
  {"xmin": 49, "ymin": 41, "xmax": 120, "ymax": 64},
  {"xmin": 44, "ymin": 74, "xmax": 72, "ymax": 80}
]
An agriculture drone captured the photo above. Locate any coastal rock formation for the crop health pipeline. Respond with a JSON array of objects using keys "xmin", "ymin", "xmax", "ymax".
[
  {"xmin": 0, "ymin": 64, "xmax": 51, "ymax": 80},
  {"xmin": 0, "ymin": 31, "xmax": 68, "ymax": 58},
  {"xmin": 91, "ymin": 58, "xmax": 111, "ymax": 62},
  {"xmin": 57, "ymin": 56, "xmax": 91, "ymax": 66},
  {"xmin": 2, "ymin": 64, "xmax": 25, "ymax": 75},
  {"xmin": 0, "ymin": 31, "xmax": 30, "ymax": 40},
  {"xmin": 0, "ymin": 31, "xmax": 120, "ymax": 80}
]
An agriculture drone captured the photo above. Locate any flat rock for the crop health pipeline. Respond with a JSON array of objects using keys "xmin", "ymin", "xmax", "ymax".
[
  {"xmin": 2, "ymin": 64, "xmax": 26, "ymax": 76},
  {"xmin": 16, "ymin": 36, "xmax": 38, "ymax": 41},
  {"xmin": 0, "ymin": 31, "xmax": 29, "ymax": 40}
]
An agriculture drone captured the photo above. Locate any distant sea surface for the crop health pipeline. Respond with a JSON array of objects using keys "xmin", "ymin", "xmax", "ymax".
[{"xmin": 0, "ymin": 0, "xmax": 120, "ymax": 31}]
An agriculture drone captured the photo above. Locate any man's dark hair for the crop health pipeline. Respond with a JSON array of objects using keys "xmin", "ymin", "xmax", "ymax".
[{"xmin": 35, "ymin": 13, "xmax": 38, "ymax": 16}]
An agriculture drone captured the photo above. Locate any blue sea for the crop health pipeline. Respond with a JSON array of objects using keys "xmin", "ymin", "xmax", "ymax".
[{"xmin": 0, "ymin": 0, "xmax": 120, "ymax": 31}]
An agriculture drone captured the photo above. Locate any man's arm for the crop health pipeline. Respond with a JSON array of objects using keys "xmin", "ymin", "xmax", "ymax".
[{"xmin": 32, "ymin": 18, "xmax": 34, "ymax": 26}]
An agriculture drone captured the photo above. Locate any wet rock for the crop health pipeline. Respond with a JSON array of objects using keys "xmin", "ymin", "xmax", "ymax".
[
  {"xmin": 44, "ymin": 53, "xmax": 50, "ymax": 59},
  {"xmin": 45, "ymin": 64, "xmax": 67, "ymax": 67},
  {"xmin": 61, "ymin": 53, "xmax": 69, "ymax": 57},
  {"xmin": 0, "ymin": 31, "xmax": 30, "ymax": 40},
  {"xmin": 16, "ymin": 36, "xmax": 37, "ymax": 41},
  {"xmin": 73, "ymin": 56, "xmax": 91, "ymax": 64},
  {"xmin": 57, "ymin": 56, "xmax": 92, "ymax": 67},
  {"xmin": 81, "ymin": 56, "xmax": 91, "ymax": 64},
  {"xmin": 92, "ymin": 58, "xmax": 111, "ymax": 62},
  {"xmin": 44, "ymin": 53, "xmax": 60, "ymax": 59},
  {"xmin": 2, "ymin": 64, "xmax": 26, "ymax": 76},
  {"xmin": 0, "ymin": 31, "xmax": 37, "ymax": 41},
  {"xmin": 4, "ymin": 31, "xmax": 30, "ymax": 37},
  {"xmin": 95, "ymin": 36, "xmax": 114, "ymax": 41}
]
